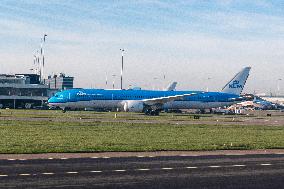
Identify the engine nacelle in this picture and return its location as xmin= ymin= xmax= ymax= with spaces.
xmin=123 ymin=100 xmax=144 ymax=112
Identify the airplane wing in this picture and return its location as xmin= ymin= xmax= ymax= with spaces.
xmin=142 ymin=92 xmax=202 ymax=106
xmin=228 ymin=97 xmax=244 ymax=101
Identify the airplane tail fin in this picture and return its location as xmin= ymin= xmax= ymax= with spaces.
xmin=221 ymin=67 xmax=251 ymax=95
xmin=164 ymin=82 xmax=177 ymax=91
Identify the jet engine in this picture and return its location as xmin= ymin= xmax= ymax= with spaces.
xmin=123 ymin=100 xmax=144 ymax=112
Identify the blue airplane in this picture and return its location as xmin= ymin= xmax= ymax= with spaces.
xmin=48 ymin=67 xmax=251 ymax=115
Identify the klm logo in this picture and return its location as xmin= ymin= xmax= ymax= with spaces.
xmin=229 ymin=80 xmax=243 ymax=89
xmin=76 ymin=91 xmax=87 ymax=96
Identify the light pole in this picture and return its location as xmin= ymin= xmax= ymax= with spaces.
xmin=112 ymin=74 xmax=116 ymax=89
xmin=206 ymin=77 xmax=211 ymax=92
xmin=105 ymin=72 xmax=108 ymax=89
xmin=120 ymin=49 xmax=125 ymax=90
xmin=277 ymin=78 xmax=282 ymax=96
xmin=163 ymin=74 xmax=166 ymax=90
xmin=40 ymin=34 xmax=47 ymax=83
xmin=153 ymin=77 xmax=158 ymax=90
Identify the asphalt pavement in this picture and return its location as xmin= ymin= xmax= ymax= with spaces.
xmin=0 ymin=154 xmax=283 ymax=189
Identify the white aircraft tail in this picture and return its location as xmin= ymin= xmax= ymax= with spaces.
xmin=221 ymin=67 xmax=251 ymax=95
xmin=164 ymin=82 xmax=177 ymax=91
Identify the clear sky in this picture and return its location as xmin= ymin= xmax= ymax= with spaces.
xmin=0 ymin=0 xmax=283 ymax=94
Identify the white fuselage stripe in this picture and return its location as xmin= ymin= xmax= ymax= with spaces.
xmin=50 ymin=100 xmax=234 ymax=110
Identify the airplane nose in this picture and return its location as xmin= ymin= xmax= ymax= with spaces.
xmin=48 ymin=97 xmax=55 ymax=104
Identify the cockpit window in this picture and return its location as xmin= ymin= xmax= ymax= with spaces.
xmin=55 ymin=94 xmax=60 ymax=97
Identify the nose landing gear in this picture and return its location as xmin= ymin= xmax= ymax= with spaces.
xmin=62 ymin=107 xmax=71 ymax=113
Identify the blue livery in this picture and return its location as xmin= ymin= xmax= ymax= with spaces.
xmin=48 ymin=67 xmax=251 ymax=115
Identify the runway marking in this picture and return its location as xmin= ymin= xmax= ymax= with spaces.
xmin=42 ymin=173 xmax=54 ymax=175
xmin=90 ymin=171 xmax=102 ymax=173
xmin=66 ymin=172 xmax=78 ymax=174
xmin=7 ymin=159 xmax=15 ymax=161
xmin=260 ymin=163 xmax=272 ymax=166
xmin=162 ymin=168 xmax=173 ymax=170
xmin=232 ymin=165 xmax=246 ymax=167
xmin=114 ymin=170 xmax=126 ymax=172
xmin=183 ymin=155 xmax=199 ymax=157
xmin=60 ymin=158 xmax=68 ymax=160
xmin=148 ymin=156 xmax=155 ymax=158
xmin=0 ymin=175 xmax=8 ymax=177
xmin=137 ymin=169 xmax=150 ymax=171
xmin=179 ymin=154 xmax=189 ymax=157
xmin=19 ymin=159 xmax=26 ymax=161
xmin=225 ymin=154 xmax=245 ymax=156
xmin=102 ymin=157 xmax=110 ymax=159
xmin=91 ymin=157 xmax=99 ymax=159
xmin=19 ymin=174 xmax=31 ymax=176
xmin=186 ymin=166 xmax=198 ymax=169
xmin=137 ymin=156 xmax=145 ymax=158
xmin=209 ymin=166 xmax=221 ymax=168
xmin=48 ymin=158 xmax=54 ymax=160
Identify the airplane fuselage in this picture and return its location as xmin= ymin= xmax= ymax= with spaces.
xmin=48 ymin=89 xmax=240 ymax=111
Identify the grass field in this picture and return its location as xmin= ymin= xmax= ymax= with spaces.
xmin=0 ymin=110 xmax=283 ymax=153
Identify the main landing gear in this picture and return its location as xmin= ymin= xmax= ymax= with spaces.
xmin=145 ymin=109 xmax=160 ymax=116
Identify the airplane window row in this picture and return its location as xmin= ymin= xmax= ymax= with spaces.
xmin=122 ymin=96 xmax=156 ymax=99
xmin=77 ymin=95 xmax=159 ymax=99
xmin=118 ymin=96 xmax=144 ymax=98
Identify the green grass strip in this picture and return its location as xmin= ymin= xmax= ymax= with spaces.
xmin=0 ymin=120 xmax=283 ymax=154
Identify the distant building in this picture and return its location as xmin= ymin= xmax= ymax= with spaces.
xmin=45 ymin=73 xmax=74 ymax=90
xmin=15 ymin=74 xmax=40 ymax=84
xmin=0 ymin=73 xmax=74 ymax=109
xmin=0 ymin=74 xmax=48 ymax=109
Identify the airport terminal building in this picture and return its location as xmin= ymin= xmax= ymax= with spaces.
xmin=45 ymin=73 xmax=74 ymax=90
xmin=0 ymin=73 xmax=74 ymax=109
